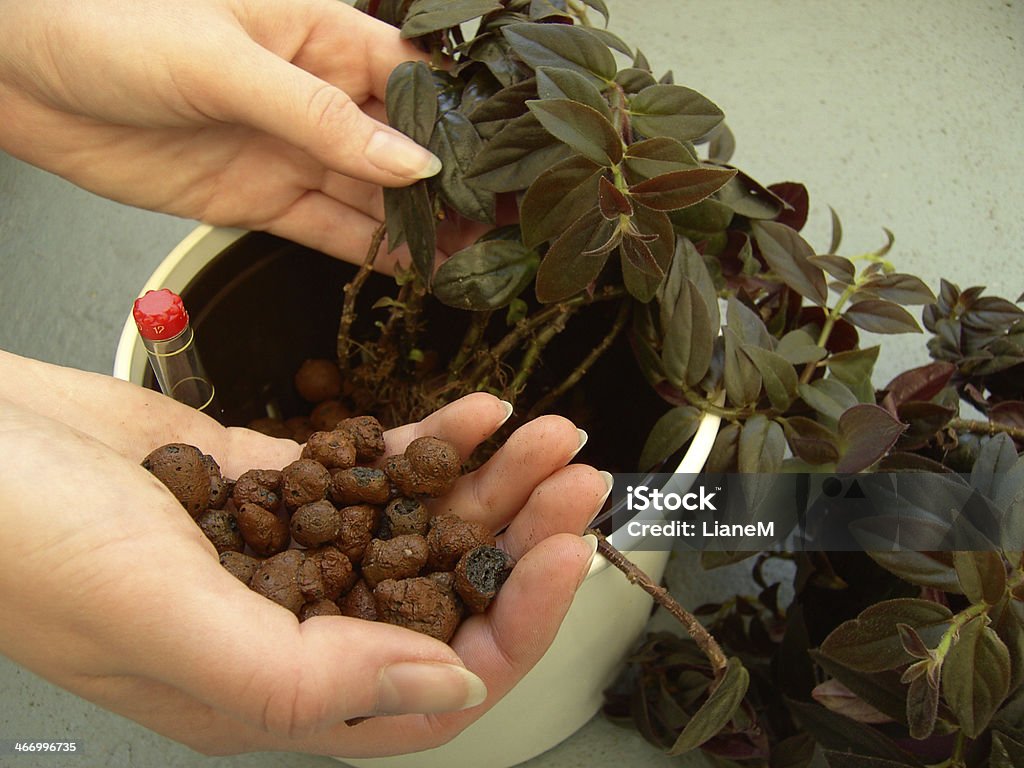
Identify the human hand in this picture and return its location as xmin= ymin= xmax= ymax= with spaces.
xmin=0 ymin=351 xmax=608 ymax=756
xmin=0 ymin=0 xmax=489 ymax=268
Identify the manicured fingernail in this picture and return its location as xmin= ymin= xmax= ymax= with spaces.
xmin=376 ymin=662 xmax=487 ymax=714
xmin=569 ymin=428 xmax=589 ymax=460
xmin=365 ymin=130 xmax=442 ymax=179
xmin=586 ymin=470 xmax=614 ymax=525
xmin=579 ymin=533 xmax=599 ymax=585
xmin=497 ymin=400 xmax=514 ymax=428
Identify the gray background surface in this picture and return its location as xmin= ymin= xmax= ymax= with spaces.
xmin=1 ymin=1 xmax=1021 ymax=766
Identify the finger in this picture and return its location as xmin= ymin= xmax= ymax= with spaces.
xmin=382 ymin=393 xmax=513 ymax=459
xmin=495 ymin=465 xmax=611 ymax=559
xmin=430 ymin=415 xmax=585 ymax=525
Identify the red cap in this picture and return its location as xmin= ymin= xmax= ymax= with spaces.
xmin=133 ymin=288 xmax=189 ymax=341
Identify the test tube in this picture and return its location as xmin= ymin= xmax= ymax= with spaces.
xmin=132 ymin=288 xmax=222 ymax=418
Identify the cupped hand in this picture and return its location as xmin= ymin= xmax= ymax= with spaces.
xmin=0 ymin=0 xmax=488 ymax=267
xmin=0 ymin=352 xmax=609 ymax=756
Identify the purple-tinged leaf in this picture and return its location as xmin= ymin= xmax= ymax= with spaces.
xmin=953 ymin=551 xmax=1007 ymax=606
xmin=942 ymin=615 xmax=1011 ymax=737
xmin=433 ymin=240 xmax=538 ymax=310
xmin=535 ymin=66 xmax=611 ymax=117
xmin=622 ymin=206 xmax=673 ymax=302
xmin=724 ymin=329 xmax=761 ymax=407
xmin=638 ymin=405 xmax=702 ymax=471
xmin=614 ymin=67 xmax=657 ymax=94
xmin=598 ymin=175 xmax=633 ymax=219
xmin=520 ymin=155 xmax=603 ymax=248
xmin=400 ymin=0 xmax=503 ymax=38
xmin=717 ymin=169 xmax=787 ymax=219
xmin=811 ymin=679 xmax=893 ymax=725
xmin=883 ymin=361 xmax=956 ymax=407
xmin=467 ymin=112 xmax=572 ymax=192
xmin=799 ymin=378 xmax=859 ymax=424
xmin=503 ymin=22 xmax=617 ymax=86
xmin=905 ymin=674 xmax=939 ymax=740
xmin=535 ymin=207 xmax=616 ymax=302
xmin=810 ymin=254 xmax=856 ymax=285
xmin=776 ymin=328 xmax=827 ymax=365
xmin=781 ymin=416 xmax=839 ymax=465
xmin=768 ymin=182 xmax=810 ymax=231
xmin=867 ymin=551 xmax=959 ymax=592
xmin=843 ymin=300 xmax=922 ymax=334
xmin=860 ymin=273 xmax=936 ymax=305
xmin=662 ymin=279 xmax=714 ymax=389
xmin=628 ymin=84 xmax=724 ymax=143
xmin=835 ymin=404 xmax=906 ymax=473
xmin=430 ymin=110 xmax=495 ymax=223
xmin=667 ymin=657 xmax=749 ymax=755
xmin=826 ymin=347 xmax=880 ymax=404
xmin=752 ymin=221 xmax=827 ymax=307
xmin=629 ymin=167 xmax=736 ymax=212
xmin=527 ymin=98 xmax=623 ymax=165
xmin=963 ymin=295 xmax=1024 ymax=331
xmin=827 ymin=206 xmax=843 ymax=254
xmin=385 ymin=60 xmax=438 ymax=146
xmin=622 ymin=136 xmax=698 ymax=184
xmin=741 ymin=345 xmax=798 ymax=411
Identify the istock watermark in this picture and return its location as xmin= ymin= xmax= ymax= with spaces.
xmin=602 ymin=472 xmax=1024 ymax=553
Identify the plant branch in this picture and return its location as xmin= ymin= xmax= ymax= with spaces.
xmin=588 ymin=529 xmax=729 ymax=676
xmin=337 ymin=223 xmax=386 ymax=373
xmin=505 ymin=304 xmax=574 ymax=397
xmin=948 ymin=417 xmax=1024 ymax=442
xmin=449 ymin=311 xmax=493 ymax=381
xmin=526 ymin=299 xmax=630 ymax=420
xmin=799 ymin=282 xmax=858 ymax=385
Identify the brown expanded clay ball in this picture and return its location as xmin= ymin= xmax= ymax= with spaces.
xmin=361 ymin=535 xmax=429 ymax=588
xmin=426 ymin=514 xmax=496 ymax=572
xmin=310 ymin=400 xmax=352 ymax=432
xmin=294 ymin=358 xmax=343 ymax=404
xmin=341 ymin=579 xmax=378 ymax=621
xmin=290 ymin=499 xmax=342 ymax=548
xmin=384 ymin=436 xmax=461 ymax=498
xmin=232 ymin=469 xmax=282 ymax=512
xmin=302 ymin=429 xmax=356 ymax=470
xmin=374 ymin=577 xmax=462 ymax=643
xmin=337 ymin=416 xmax=387 ymax=461
xmin=300 ymin=599 xmax=343 ymax=621
xmin=302 ymin=545 xmax=358 ymax=601
xmin=196 ymin=508 xmax=244 ymax=554
xmin=202 ymin=454 xmax=229 ymax=510
xmin=455 ymin=546 xmax=516 ymax=614
xmin=330 ymin=466 xmax=390 ymax=506
xmin=235 ymin=502 xmax=290 ymax=556
xmin=251 ymin=550 xmax=306 ymax=615
xmin=378 ymin=497 xmax=430 ymax=538
xmin=219 ymin=551 xmax=260 ymax=585
xmin=280 ymin=458 xmax=331 ymax=510
xmin=333 ymin=504 xmax=381 ymax=562
xmin=285 ymin=416 xmax=315 ymax=444
xmin=142 ymin=443 xmax=210 ymax=518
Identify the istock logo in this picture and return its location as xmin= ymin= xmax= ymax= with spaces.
xmin=625 ymin=484 xmax=718 ymax=512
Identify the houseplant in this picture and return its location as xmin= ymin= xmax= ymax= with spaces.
xmin=116 ymin=1 xmax=1024 ymax=766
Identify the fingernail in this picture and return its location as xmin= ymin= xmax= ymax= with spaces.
xmin=578 ymin=533 xmax=599 ymax=585
xmin=376 ymin=662 xmax=487 ymax=714
xmin=569 ymin=428 xmax=589 ymax=460
xmin=366 ymin=130 xmax=442 ymax=179
xmin=497 ymin=400 xmax=514 ymax=428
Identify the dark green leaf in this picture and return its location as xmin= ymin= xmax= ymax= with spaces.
xmin=843 ymin=300 xmax=922 ymax=334
xmin=585 ymin=27 xmax=631 ymax=56
xmin=971 ymin=432 xmax=1019 ymax=500
xmin=781 ymin=416 xmax=840 ymax=465
xmin=527 ymin=98 xmax=623 ymax=165
xmin=953 ymin=551 xmax=1007 ymax=605
xmin=706 ymin=122 xmax=736 ymax=164
xmin=629 ymin=84 xmax=724 ymax=142
xmin=828 ymin=206 xmax=844 ymax=254
xmin=771 ymin=733 xmax=816 ymax=768
xmin=826 ymin=347 xmax=880 ymax=403
xmin=799 ymin=378 xmax=859 ymax=424
xmin=667 ymin=657 xmax=749 ymax=755
xmin=812 ymin=678 xmax=893 ymax=724
xmin=401 ymin=0 xmax=502 ymax=38
xmin=963 ymin=295 xmax=1024 ymax=331
xmin=724 ymin=328 xmax=762 ymax=407
xmin=628 ymin=167 xmax=736 ymax=212
xmin=615 ymin=67 xmax=657 ymax=94
xmin=466 ymin=77 xmax=537 ymax=134
xmin=776 ymin=329 xmax=827 ymax=365
xmin=466 ymin=112 xmax=572 ymax=192
xmin=535 ymin=208 xmax=616 ymax=302
xmin=811 ymin=650 xmax=911 ymax=725
xmin=809 ymin=254 xmax=856 ymax=284
xmin=433 ymin=240 xmax=538 ymax=310
xmin=738 ymin=415 xmax=785 ymax=512
xmin=718 ymin=170 xmax=786 ymax=220
xmin=597 ymin=175 xmax=632 ymax=219
xmin=727 ymin=295 xmax=772 ymax=349
xmin=520 ymin=155 xmax=603 ymax=248
xmin=752 ymin=221 xmax=827 ymax=307
xmin=502 ymin=22 xmax=616 ymax=85
xmin=668 ymin=198 xmax=734 ymax=238
xmin=622 ymin=136 xmax=698 ymax=185
xmin=862 ymin=273 xmax=936 ymax=305
xmin=742 ymin=345 xmax=798 ymax=411
xmin=662 ymin=279 xmax=714 ymax=388
xmin=382 ymin=186 xmax=407 ymax=252
xmin=836 ymin=404 xmax=907 ymax=473
xmin=905 ymin=674 xmax=939 ymax=740
xmin=528 ymin=0 xmax=571 ymax=21
xmin=706 ymin=422 xmax=740 ymax=473
xmin=942 ymin=614 xmax=1011 ymax=737
xmin=787 ymin=699 xmax=921 ymax=764
xmin=387 ymin=182 xmax=436 ymax=285
xmin=819 ymin=598 xmax=952 ymax=673
xmin=535 ymin=66 xmax=610 ymax=117
xmin=385 ymin=60 xmax=438 ymax=146
xmin=429 ymin=110 xmax=495 ymax=223
xmin=992 ymin=732 xmax=1024 ymax=768
xmin=658 ymin=236 xmax=720 ymax=336
xmin=638 ymin=405 xmax=702 ymax=471
xmin=867 ymin=552 xmax=960 ymax=593
xmin=579 ymin=0 xmax=610 ymax=24
xmin=466 ymin=33 xmax=531 ymax=87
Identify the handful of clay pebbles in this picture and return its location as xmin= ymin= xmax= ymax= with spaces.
xmin=141 ymin=416 xmax=514 ymax=643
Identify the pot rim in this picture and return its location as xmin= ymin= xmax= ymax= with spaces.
xmin=113 ymin=225 xmax=721 ymax=580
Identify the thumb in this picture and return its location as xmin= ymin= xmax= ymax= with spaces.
xmin=201 ymin=37 xmax=440 ymax=185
